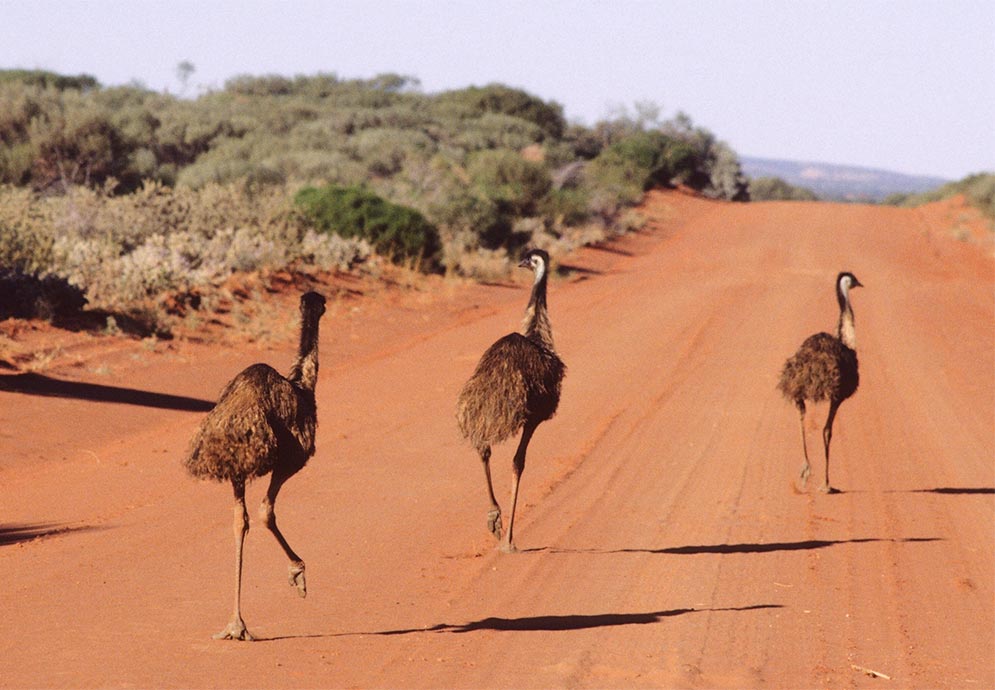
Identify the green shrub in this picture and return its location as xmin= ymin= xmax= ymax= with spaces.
xmin=428 ymin=189 xmax=502 ymax=244
xmin=295 ymin=184 xmax=441 ymax=270
xmin=468 ymin=150 xmax=552 ymax=216
xmin=885 ymin=172 xmax=995 ymax=222
xmin=0 ymin=186 xmax=57 ymax=273
xmin=603 ymin=132 xmax=671 ymax=189
xmin=707 ymin=142 xmax=750 ymax=201
xmin=749 ymin=176 xmax=818 ymax=201
xmin=225 ymin=74 xmax=296 ymax=97
xmin=452 ymin=113 xmax=545 ymax=151
xmin=0 ymin=218 xmax=54 ymax=274
xmin=963 ymin=173 xmax=995 ymax=218
xmin=543 ymin=186 xmax=591 ymax=227
xmin=28 ymin=105 xmax=135 ymax=191
xmin=586 ymin=141 xmax=651 ymax=207
xmin=350 ymin=127 xmax=435 ymax=177
xmin=0 ymin=69 xmax=99 ymax=92
xmin=437 ymin=84 xmax=565 ymax=140
xmin=588 ymin=131 xmax=696 ymax=198
xmin=458 ymin=150 xmax=554 ymax=250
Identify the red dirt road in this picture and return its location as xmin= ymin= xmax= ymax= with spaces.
xmin=1 ymin=191 xmax=992 ymax=688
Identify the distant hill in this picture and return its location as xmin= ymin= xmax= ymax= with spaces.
xmin=741 ymin=157 xmax=949 ymax=202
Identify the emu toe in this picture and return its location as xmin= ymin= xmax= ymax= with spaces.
xmin=498 ymin=540 xmax=519 ymax=554
xmin=289 ymin=562 xmax=307 ymax=598
xmin=487 ymin=508 xmax=503 ymax=540
xmin=798 ymin=463 xmax=811 ymax=484
xmin=214 ymin=617 xmax=254 ymax=641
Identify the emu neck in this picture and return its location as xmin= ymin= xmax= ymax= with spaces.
xmin=288 ymin=312 xmax=321 ymax=390
xmin=523 ymin=272 xmax=555 ymax=350
xmin=836 ymin=287 xmax=857 ymax=350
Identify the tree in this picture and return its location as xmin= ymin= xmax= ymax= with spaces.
xmin=176 ymin=61 xmax=196 ymax=96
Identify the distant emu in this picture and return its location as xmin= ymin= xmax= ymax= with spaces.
xmin=456 ymin=248 xmax=566 ymax=552
xmin=185 ymin=291 xmax=326 ymax=640
xmin=778 ymin=272 xmax=862 ymax=493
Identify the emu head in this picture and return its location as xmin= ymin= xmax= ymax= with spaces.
xmin=837 ymin=272 xmax=863 ymax=292
xmin=300 ymin=291 xmax=327 ymax=317
xmin=518 ymin=248 xmax=550 ymax=282
xmin=835 ymin=272 xmax=863 ymax=310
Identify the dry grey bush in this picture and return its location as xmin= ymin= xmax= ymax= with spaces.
xmin=0 ymin=181 xmax=371 ymax=315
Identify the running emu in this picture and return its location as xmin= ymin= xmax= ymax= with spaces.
xmin=456 ymin=248 xmax=566 ymax=552
xmin=778 ymin=272 xmax=862 ymax=493
xmin=185 ymin=291 xmax=326 ymax=640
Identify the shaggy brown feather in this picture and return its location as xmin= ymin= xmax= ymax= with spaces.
xmin=778 ymin=332 xmax=859 ymax=406
xmin=456 ymin=333 xmax=565 ymax=450
xmin=184 ymin=364 xmax=316 ymax=482
xmin=185 ymin=291 xmax=324 ymax=484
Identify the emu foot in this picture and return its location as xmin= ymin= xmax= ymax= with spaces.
xmin=498 ymin=541 xmax=519 ymax=554
xmin=794 ymin=464 xmax=812 ymax=493
xmin=213 ymin=617 xmax=254 ymax=641
xmin=289 ymin=562 xmax=307 ymax=598
xmin=487 ymin=508 xmax=503 ymax=540
xmin=798 ymin=463 xmax=811 ymax=484
xmin=817 ymin=484 xmax=841 ymax=495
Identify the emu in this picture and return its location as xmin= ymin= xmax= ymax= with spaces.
xmin=185 ymin=291 xmax=326 ymax=640
xmin=456 ymin=248 xmax=566 ymax=552
xmin=778 ymin=272 xmax=862 ymax=493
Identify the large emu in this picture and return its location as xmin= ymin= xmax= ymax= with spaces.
xmin=456 ymin=248 xmax=566 ymax=552
xmin=185 ymin=290 xmax=326 ymax=640
xmin=778 ymin=272 xmax=862 ymax=493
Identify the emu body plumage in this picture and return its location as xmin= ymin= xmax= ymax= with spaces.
xmin=778 ymin=332 xmax=858 ymax=406
xmin=185 ymin=364 xmax=316 ymax=482
xmin=456 ymin=333 xmax=563 ymax=449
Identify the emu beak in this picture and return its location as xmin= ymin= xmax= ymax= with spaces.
xmin=853 ymin=278 xmax=864 ymax=288
xmin=518 ymin=258 xmax=531 ymax=269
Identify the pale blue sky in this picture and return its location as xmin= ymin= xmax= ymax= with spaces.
xmin=2 ymin=0 xmax=993 ymax=179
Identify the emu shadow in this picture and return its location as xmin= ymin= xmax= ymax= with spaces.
xmin=259 ymin=604 xmax=782 ymax=641
xmin=551 ymin=537 xmax=941 ymax=556
xmin=48 ymin=309 xmax=170 ymax=338
xmin=588 ymin=243 xmax=635 ymax=257
xmin=905 ymin=487 xmax=995 ymax=496
xmin=476 ymin=280 xmax=522 ymax=290
xmin=0 ymin=372 xmax=214 ymax=412
xmin=0 ymin=522 xmax=104 ymax=546
xmin=556 ymin=263 xmax=603 ymax=278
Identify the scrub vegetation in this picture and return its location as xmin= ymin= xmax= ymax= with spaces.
xmin=884 ymin=172 xmax=995 ymax=223
xmin=1 ymin=68 xmax=754 ymax=327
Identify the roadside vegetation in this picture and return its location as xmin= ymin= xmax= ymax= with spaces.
xmin=747 ymin=176 xmax=818 ymax=201
xmin=0 ymin=69 xmax=750 ymax=332
xmin=884 ymin=172 xmax=995 ymax=225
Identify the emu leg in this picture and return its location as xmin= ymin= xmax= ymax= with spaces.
xmin=820 ymin=399 xmax=841 ymax=493
xmin=796 ymin=401 xmax=812 ymax=487
xmin=500 ymin=422 xmax=538 ymax=554
xmin=260 ymin=468 xmax=307 ymax=598
xmin=215 ymin=480 xmax=254 ymax=641
xmin=479 ymin=445 xmax=502 ymax=540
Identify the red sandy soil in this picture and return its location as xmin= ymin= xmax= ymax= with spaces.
xmin=0 ymin=191 xmax=992 ymax=689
